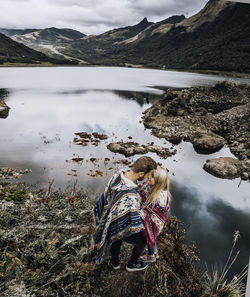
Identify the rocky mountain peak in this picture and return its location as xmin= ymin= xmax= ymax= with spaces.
xmin=139 ymin=17 xmax=149 ymax=24
xmin=177 ymin=0 xmax=233 ymax=32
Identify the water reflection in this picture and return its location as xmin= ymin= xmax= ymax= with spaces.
xmin=114 ymin=90 xmax=161 ymax=106
xmin=171 ymin=182 xmax=250 ymax=278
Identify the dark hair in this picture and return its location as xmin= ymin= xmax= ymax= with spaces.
xmin=132 ymin=156 xmax=157 ymax=173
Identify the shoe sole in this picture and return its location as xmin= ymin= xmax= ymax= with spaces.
xmin=112 ymin=265 xmax=120 ymax=270
xmin=126 ymin=264 xmax=148 ymax=272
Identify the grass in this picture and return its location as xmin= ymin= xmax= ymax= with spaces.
xmin=203 ymin=231 xmax=248 ymax=297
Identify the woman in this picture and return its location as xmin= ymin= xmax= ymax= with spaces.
xmin=138 ymin=166 xmax=171 ymax=262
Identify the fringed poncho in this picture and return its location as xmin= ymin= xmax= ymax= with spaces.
xmin=138 ymin=182 xmax=170 ymax=249
xmin=90 ymin=171 xmax=144 ymax=264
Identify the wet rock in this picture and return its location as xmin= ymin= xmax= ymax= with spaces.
xmin=114 ymin=159 xmax=132 ymax=166
xmin=192 ymin=131 xmax=226 ymax=154
xmin=75 ymin=132 xmax=91 ymax=138
xmin=241 ymin=172 xmax=249 ymax=180
xmin=107 ymin=142 xmax=176 ymax=158
xmin=89 ymin=157 xmax=97 ymax=162
xmin=107 ymin=142 xmax=147 ymax=157
xmin=0 ymin=98 xmax=10 ymax=119
xmin=92 ymin=132 xmax=108 ymax=140
xmin=72 ymin=157 xmax=84 ymax=162
xmin=73 ymin=132 xmax=108 ymax=147
xmin=87 ymin=170 xmax=103 ymax=177
xmin=203 ymin=157 xmax=244 ymax=179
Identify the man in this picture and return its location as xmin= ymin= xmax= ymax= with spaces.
xmin=90 ymin=156 xmax=157 ymax=272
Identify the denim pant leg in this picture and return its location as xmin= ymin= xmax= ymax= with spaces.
xmin=124 ymin=232 xmax=146 ymax=264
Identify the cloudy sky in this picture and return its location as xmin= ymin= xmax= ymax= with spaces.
xmin=0 ymin=0 xmax=249 ymax=35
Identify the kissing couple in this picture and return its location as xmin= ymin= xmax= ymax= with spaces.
xmin=90 ymin=156 xmax=171 ymax=272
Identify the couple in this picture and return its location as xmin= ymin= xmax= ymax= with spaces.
xmin=90 ymin=156 xmax=171 ymax=272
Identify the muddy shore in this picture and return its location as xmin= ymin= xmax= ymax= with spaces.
xmin=142 ymin=81 xmax=250 ymax=180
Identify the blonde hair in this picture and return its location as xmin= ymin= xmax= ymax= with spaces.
xmin=145 ymin=167 xmax=170 ymax=205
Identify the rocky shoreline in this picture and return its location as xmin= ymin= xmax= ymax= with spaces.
xmin=142 ymin=81 xmax=250 ymax=180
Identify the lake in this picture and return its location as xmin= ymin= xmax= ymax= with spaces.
xmin=0 ymin=66 xmax=249 ymax=278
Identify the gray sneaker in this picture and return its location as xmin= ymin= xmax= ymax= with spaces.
xmin=126 ymin=260 xmax=148 ymax=272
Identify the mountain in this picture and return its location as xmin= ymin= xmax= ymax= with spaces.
xmin=0 ymin=27 xmax=86 ymax=63
xmin=106 ymin=0 xmax=249 ymax=72
xmin=62 ymin=0 xmax=249 ymax=72
xmin=1 ymin=20 xmax=153 ymax=63
xmin=2 ymin=0 xmax=249 ymax=72
xmin=0 ymin=33 xmax=54 ymax=64
xmin=0 ymin=27 xmax=85 ymax=44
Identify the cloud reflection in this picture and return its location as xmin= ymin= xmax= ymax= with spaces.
xmin=171 ymin=181 xmax=250 ymax=279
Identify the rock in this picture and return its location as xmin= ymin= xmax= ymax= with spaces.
xmin=0 ymin=98 xmax=10 ymax=118
xmin=192 ymin=131 xmax=226 ymax=154
xmin=142 ymin=82 xmax=250 ymax=178
xmin=89 ymin=157 xmax=97 ymax=162
xmin=92 ymin=132 xmax=108 ymax=140
xmin=203 ymin=157 xmax=244 ymax=179
xmin=72 ymin=157 xmax=84 ymax=162
xmin=107 ymin=142 xmax=176 ymax=158
xmin=241 ymin=172 xmax=249 ymax=180
xmin=107 ymin=142 xmax=147 ymax=157
xmin=74 ymin=132 xmax=91 ymax=138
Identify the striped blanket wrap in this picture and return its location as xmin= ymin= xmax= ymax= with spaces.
xmin=138 ymin=182 xmax=170 ymax=249
xmin=90 ymin=171 xmax=144 ymax=264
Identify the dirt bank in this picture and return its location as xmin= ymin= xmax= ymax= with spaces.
xmin=142 ymin=81 xmax=250 ymax=180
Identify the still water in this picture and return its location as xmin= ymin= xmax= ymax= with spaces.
xmin=0 ymin=66 xmax=249 ymax=277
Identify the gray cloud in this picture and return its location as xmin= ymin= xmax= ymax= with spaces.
xmin=0 ymin=0 xmax=249 ymax=35
xmin=0 ymin=0 xmax=209 ymax=35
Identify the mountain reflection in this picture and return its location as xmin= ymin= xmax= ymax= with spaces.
xmin=114 ymin=90 xmax=161 ymax=106
xmin=171 ymin=182 xmax=250 ymax=279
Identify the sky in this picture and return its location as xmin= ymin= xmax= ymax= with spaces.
xmin=0 ymin=0 xmax=249 ymax=35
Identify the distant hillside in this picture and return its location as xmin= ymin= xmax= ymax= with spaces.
xmin=0 ymin=27 xmax=86 ymax=45
xmin=0 ymin=33 xmax=75 ymax=65
xmin=2 ymin=0 xmax=249 ymax=72
xmin=61 ymin=0 xmax=250 ymax=73
xmin=105 ymin=0 xmax=250 ymax=73
xmin=0 ymin=27 xmax=86 ymax=63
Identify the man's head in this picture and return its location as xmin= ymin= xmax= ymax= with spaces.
xmin=131 ymin=156 xmax=157 ymax=181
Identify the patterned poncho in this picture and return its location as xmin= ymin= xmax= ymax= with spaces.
xmin=90 ymin=171 xmax=144 ymax=264
xmin=138 ymin=182 xmax=170 ymax=249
